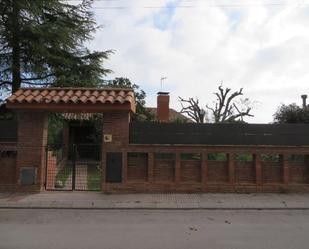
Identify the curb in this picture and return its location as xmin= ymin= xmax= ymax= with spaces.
xmin=1 ymin=206 xmax=309 ymax=210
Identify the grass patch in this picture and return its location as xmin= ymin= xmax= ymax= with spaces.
xmin=87 ymin=164 xmax=101 ymax=191
xmin=55 ymin=166 xmax=72 ymax=187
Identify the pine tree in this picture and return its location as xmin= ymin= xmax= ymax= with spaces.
xmin=0 ymin=0 xmax=112 ymax=93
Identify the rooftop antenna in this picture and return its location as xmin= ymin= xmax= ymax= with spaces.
xmin=160 ymin=76 xmax=167 ymax=92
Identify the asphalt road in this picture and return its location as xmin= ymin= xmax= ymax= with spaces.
xmin=0 ymin=209 xmax=308 ymax=249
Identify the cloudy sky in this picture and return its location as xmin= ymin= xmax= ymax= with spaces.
xmin=89 ymin=0 xmax=309 ymax=123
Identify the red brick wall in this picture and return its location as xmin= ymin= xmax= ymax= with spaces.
xmin=102 ymin=112 xmax=129 ymax=150
xmin=16 ymin=111 xmax=48 ymax=190
xmin=262 ymin=161 xmax=283 ymax=184
xmin=207 ymin=161 xmax=228 ymax=183
xmin=289 ymin=161 xmax=309 ymax=184
xmin=7 ymin=109 xmax=309 ymax=193
xmin=235 ymin=161 xmax=256 ymax=183
xmin=0 ymin=153 xmax=16 ymax=186
xmin=127 ymin=153 xmax=148 ymax=182
xmin=154 ymin=159 xmax=175 ymax=182
xmin=180 ymin=160 xmax=201 ymax=182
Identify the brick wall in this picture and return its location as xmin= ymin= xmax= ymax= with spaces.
xmin=91 ymin=113 xmax=309 ymax=193
xmin=103 ymin=148 xmax=309 ymax=193
xmin=235 ymin=161 xmax=256 ymax=183
xmin=154 ymin=159 xmax=175 ymax=182
xmin=289 ymin=161 xmax=309 ymax=184
xmin=127 ymin=153 xmax=148 ymax=182
xmin=207 ymin=161 xmax=229 ymax=183
xmin=102 ymin=112 xmax=129 ymax=151
xmin=4 ymin=109 xmax=309 ymax=193
xmin=262 ymin=161 xmax=283 ymax=184
xmin=180 ymin=160 xmax=201 ymax=182
xmin=101 ymin=112 xmax=130 ymax=186
xmin=0 ymin=152 xmax=16 ymax=188
xmin=16 ymin=111 xmax=48 ymax=190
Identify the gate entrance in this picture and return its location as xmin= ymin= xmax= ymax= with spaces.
xmin=45 ymin=144 xmax=101 ymax=191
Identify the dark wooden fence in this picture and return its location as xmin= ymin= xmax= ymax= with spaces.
xmin=129 ymin=122 xmax=309 ymax=146
xmin=0 ymin=119 xmax=17 ymax=142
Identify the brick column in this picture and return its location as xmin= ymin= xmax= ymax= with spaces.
xmin=102 ymin=112 xmax=130 ymax=151
xmin=228 ymin=153 xmax=235 ymax=185
xmin=101 ymin=112 xmax=130 ymax=187
xmin=201 ymin=152 xmax=208 ymax=191
xmin=254 ymin=154 xmax=262 ymax=186
xmin=148 ymin=152 xmax=154 ymax=183
xmin=16 ymin=111 xmax=48 ymax=190
xmin=282 ymin=154 xmax=289 ymax=185
xmin=175 ymin=152 xmax=181 ymax=183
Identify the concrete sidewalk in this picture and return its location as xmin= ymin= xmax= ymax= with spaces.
xmin=1 ymin=192 xmax=309 ymax=209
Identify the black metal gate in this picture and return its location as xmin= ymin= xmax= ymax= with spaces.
xmin=45 ymin=144 xmax=102 ymax=191
xmin=106 ymin=153 xmax=122 ymax=183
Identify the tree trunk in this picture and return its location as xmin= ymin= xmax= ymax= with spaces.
xmin=11 ymin=0 xmax=21 ymax=92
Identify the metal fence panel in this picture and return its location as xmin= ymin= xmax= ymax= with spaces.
xmin=129 ymin=122 xmax=309 ymax=146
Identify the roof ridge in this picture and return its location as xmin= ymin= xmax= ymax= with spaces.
xmin=18 ymin=87 xmax=134 ymax=91
xmin=6 ymin=88 xmax=136 ymax=114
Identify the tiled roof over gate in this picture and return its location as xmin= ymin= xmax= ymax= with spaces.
xmin=6 ymin=88 xmax=136 ymax=113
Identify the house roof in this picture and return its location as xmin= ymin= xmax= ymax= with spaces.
xmin=6 ymin=88 xmax=135 ymax=113
xmin=147 ymin=107 xmax=191 ymax=122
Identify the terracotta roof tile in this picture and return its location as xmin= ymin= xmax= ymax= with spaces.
xmin=7 ymin=88 xmax=135 ymax=110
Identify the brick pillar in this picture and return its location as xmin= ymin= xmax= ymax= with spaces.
xmin=102 ymin=112 xmax=130 ymax=150
xmin=228 ymin=153 xmax=235 ymax=185
xmin=16 ymin=111 xmax=48 ymax=190
xmin=175 ymin=152 xmax=181 ymax=183
xmin=148 ymin=152 xmax=154 ymax=183
xmin=282 ymin=154 xmax=289 ymax=185
xmin=254 ymin=154 xmax=262 ymax=186
xmin=201 ymin=152 xmax=208 ymax=191
xmin=101 ymin=112 xmax=130 ymax=187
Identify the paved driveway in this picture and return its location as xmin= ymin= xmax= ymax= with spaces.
xmin=1 ymin=209 xmax=309 ymax=249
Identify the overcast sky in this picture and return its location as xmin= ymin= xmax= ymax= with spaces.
xmin=89 ymin=0 xmax=309 ymax=123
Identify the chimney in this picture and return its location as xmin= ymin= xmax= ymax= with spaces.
xmin=157 ymin=92 xmax=170 ymax=122
xmin=301 ymin=94 xmax=307 ymax=109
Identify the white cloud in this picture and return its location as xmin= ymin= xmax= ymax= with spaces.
xmin=91 ymin=0 xmax=309 ymax=123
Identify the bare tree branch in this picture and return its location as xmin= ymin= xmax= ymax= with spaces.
xmin=180 ymin=84 xmax=254 ymax=123
xmin=179 ymin=97 xmax=206 ymax=123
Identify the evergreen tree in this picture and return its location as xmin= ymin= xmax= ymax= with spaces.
xmin=105 ymin=77 xmax=155 ymax=121
xmin=273 ymin=103 xmax=309 ymax=123
xmin=0 ymin=0 xmax=111 ymax=93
